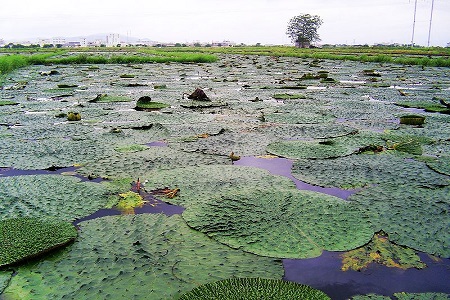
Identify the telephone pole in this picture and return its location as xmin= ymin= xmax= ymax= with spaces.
xmin=427 ymin=0 xmax=435 ymax=47
xmin=411 ymin=0 xmax=418 ymax=47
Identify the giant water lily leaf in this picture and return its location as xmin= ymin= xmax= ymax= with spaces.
xmin=77 ymin=146 xmax=230 ymax=180
xmin=182 ymin=188 xmax=373 ymax=258
xmin=0 ymin=217 xmax=77 ymax=267
xmin=0 ymin=175 xmax=117 ymax=221
xmin=142 ymin=165 xmax=296 ymax=207
xmin=260 ymin=123 xmax=358 ymax=140
xmin=266 ymin=131 xmax=386 ymax=160
xmin=179 ymin=278 xmax=330 ymax=300
xmin=0 ymin=271 xmax=13 ymax=294
xmin=292 ymin=152 xmax=449 ymax=189
xmin=2 ymin=214 xmax=283 ymax=299
xmin=349 ymin=185 xmax=450 ymax=257
xmin=418 ymin=156 xmax=450 ymax=176
xmin=264 ymin=111 xmax=334 ymax=124
xmin=393 ymin=292 xmax=450 ymax=300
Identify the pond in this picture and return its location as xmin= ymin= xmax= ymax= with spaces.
xmin=1 ymin=52 xmax=449 ymax=299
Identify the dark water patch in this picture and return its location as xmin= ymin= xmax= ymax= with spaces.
xmin=73 ymin=192 xmax=184 ymax=226
xmin=147 ymin=141 xmax=167 ymax=147
xmin=283 ymin=252 xmax=450 ymax=300
xmin=234 ymin=156 xmax=355 ymax=200
xmin=0 ymin=166 xmax=103 ymax=183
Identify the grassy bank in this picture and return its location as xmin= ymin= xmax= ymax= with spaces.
xmin=165 ymin=46 xmax=450 ymax=67
xmin=0 ymin=49 xmax=217 ymax=84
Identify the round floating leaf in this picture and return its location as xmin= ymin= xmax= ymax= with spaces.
xmin=179 ymin=278 xmax=330 ymax=300
xmin=3 ymin=214 xmax=283 ymax=299
xmin=266 ymin=139 xmax=354 ymax=159
xmin=0 ymin=217 xmax=77 ymax=267
xmin=349 ymin=185 xmax=450 ymax=257
xmin=183 ymin=188 xmax=373 ymax=258
xmin=0 ymin=175 xmax=118 ymax=221
xmin=292 ymin=152 xmax=449 ymax=189
xmin=393 ymin=292 xmax=450 ymax=300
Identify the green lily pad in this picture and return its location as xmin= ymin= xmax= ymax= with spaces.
xmin=3 ymin=214 xmax=283 ymax=299
xmin=292 ymin=152 xmax=449 ymax=189
xmin=114 ymin=144 xmax=149 ymax=153
xmin=0 ymin=175 xmax=118 ymax=221
xmin=0 ymin=217 xmax=77 ymax=267
xmin=0 ymin=271 xmax=13 ymax=294
xmin=179 ymin=278 xmax=330 ymax=300
xmin=266 ymin=139 xmax=355 ymax=159
xmin=182 ymin=188 xmax=373 ymax=258
xmin=349 ymin=185 xmax=450 ymax=257
xmin=0 ymin=100 xmax=18 ymax=106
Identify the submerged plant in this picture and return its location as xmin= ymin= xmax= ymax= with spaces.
xmin=341 ymin=231 xmax=426 ymax=271
xmin=116 ymin=191 xmax=146 ymax=213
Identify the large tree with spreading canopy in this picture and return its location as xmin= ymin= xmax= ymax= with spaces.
xmin=286 ymin=14 xmax=323 ymax=48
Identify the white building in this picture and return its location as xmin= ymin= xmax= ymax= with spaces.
xmin=106 ymin=34 xmax=120 ymax=47
xmin=80 ymin=38 xmax=87 ymax=47
xmin=52 ymin=37 xmax=66 ymax=46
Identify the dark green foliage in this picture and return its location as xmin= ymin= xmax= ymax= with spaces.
xmin=3 ymin=214 xmax=283 ymax=299
xmin=0 ymin=217 xmax=77 ymax=267
xmin=273 ymin=93 xmax=306 ymax=100
xmin=0 ymin=100 xmax=18 ymax=106
xmin=400 ymin=115 xmax=425 ymax=125
xmin=0 ymin=175 xmax=119 ymax=221
xmin=179 ymin=278 xmax=330 ymax=300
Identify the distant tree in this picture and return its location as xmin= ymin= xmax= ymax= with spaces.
xmin=286 ymin=14 xmax=323 ymax=48
xmin=175 ymin=43 xmax=182 ymax=47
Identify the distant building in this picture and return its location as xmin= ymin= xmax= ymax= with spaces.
xmin=80 ymin=38 xmax=87 ymax=47
xmin=211 ymin=40 xmax=235 ymax=47
xmin=66 ymin=41 xmax=81 ymax=48
xmin=106 ymin=34 xmax=120 ymax=47
xmin=38 ymin=38 xmax=52 ymax=47
xmin=52 ymin=37 xmax=66 ymax=46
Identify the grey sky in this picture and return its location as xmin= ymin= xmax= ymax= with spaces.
xmin=1 ymin=0 xmax=449 ymax=46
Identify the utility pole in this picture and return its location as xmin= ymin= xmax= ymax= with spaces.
xmin=427 ymin=0 xmax=435 ymax=47
xmin=411 ymin=0 xmax=418 ymax=47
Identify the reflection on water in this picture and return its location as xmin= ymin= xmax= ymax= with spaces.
xmin=233 ymin=156 xmax=355 ymax=199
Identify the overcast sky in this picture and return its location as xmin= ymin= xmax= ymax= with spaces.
xmin=1 ymin=0 xmax=449 ymax=46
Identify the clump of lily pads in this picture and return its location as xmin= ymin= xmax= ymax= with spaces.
xmin=179 ymin=278 xmax=330 ymax=300
xmin=273 ymin=93 xmax=306 ymax=100
xmin=0 ymin=100 xmax=18 ymax=106
xmin=0 ymin=217 xmax=77 ymax=267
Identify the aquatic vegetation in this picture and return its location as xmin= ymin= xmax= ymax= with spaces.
xmin=179 ymin=278 xmax=330 ymax=300
xmin=292 ymin=152 xmax=449 ymax=189
xmin=273 ymin=93 xmax=306 ymax=100
xmin=395 ymin=100 xmax=450 ymax=114
xmin=263 ymin=111 xmax=334 ymax=124
xmin=2 ymin=214 xmax=283 ymax=299
xmin=341 ymin=231 xmax=426 ymax=271
xmin=0 ymin=217 xmax=77 ymax=267
xmin=0 ymin=175 xmax=119 ymax=221
xmin=266 ymin=131 xmax=385 ymax=160
xmin=182 ymin=187 xmax=373 ymax=258
xmin=135 ymin=96 xmax=169 ymax=110
xmin=67 ymin=111 xmax=81 ymax=121
xmin=400 ymin=115 xmax=426 ymax=126
xmin=114 ymin=144 xmax=149 ymax=153
xmin=349 ymin=185 xmax=450 ymax=257
xmin=0 ymin=271 xmax=13 ymax=294
xmin=89 ymin=94 xmax=132 ymax=103
xmin=0 ymin=100 xmax=18 ymax=106
xmin=418 ymin=156 xmax=450 ymax=176
xmin=352 ymin=292 xmax=450 ymax=300
xmin=119 ymin=74 xmax=135 ymax=78
xmin=115 ymin=191 xmax=146 ymax=213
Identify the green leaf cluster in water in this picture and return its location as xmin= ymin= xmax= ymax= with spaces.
xmin=0 ymin=217 xmax=77 ymax=267
xmin=2 ymin=214 xmax=283 ymax=300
